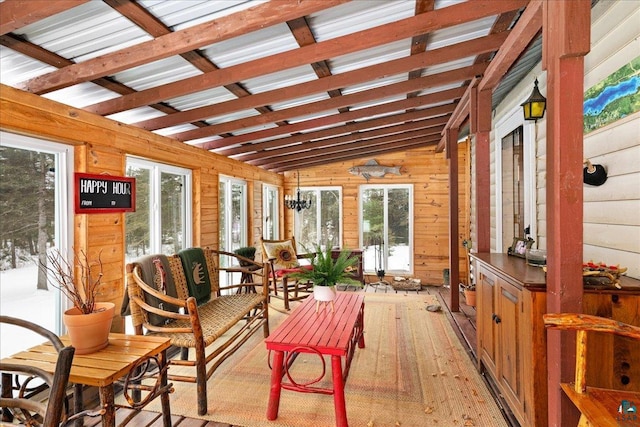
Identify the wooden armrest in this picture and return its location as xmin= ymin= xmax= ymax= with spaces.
xmin=543 ymin=313 xmax=640 ymax=340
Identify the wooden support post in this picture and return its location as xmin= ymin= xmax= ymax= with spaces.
xmin=471 ymin=86 xmax=492 ymax=253
xmin=542 ymin=1 xmax=591 ymax=426
xmin=447 ymin=127 xmax=460 ymax=311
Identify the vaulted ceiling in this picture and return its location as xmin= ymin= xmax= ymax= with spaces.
xmin=0 ymin=0 xmax=541 ymax=173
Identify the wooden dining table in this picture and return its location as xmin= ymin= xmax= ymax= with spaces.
xmin=1 ymin=333 xmax=172 ymax=427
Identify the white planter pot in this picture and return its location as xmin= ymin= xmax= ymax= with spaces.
xmin=313 ymin=285 xmax=337 ymax=302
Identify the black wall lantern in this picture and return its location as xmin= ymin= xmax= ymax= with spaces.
xmin=521 ymin=78 xmax=547 ymax=121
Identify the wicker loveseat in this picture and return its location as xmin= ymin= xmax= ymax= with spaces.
xmin=124 ymin=247 xmax=269 ymax=416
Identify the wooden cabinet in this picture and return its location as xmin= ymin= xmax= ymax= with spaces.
xmin=476 ymin=260 xmax=540 ymax=426
xmin=472 ymin=253 xmax=640 ymax=427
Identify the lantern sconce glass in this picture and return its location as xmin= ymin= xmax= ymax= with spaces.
xmin=521 ymin=78 xmax=547 ymax=121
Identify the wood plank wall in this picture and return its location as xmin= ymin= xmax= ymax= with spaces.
xmin=283 ymin=144 xmax=470 ymax=286
xmin=0 ymin=85 xmax=282 ymax=331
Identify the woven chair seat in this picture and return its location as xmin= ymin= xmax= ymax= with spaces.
xmin=146 ymin=293 xmax=266 ymax=348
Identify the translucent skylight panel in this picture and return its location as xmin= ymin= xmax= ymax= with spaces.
xmin=240 ymin=65 xmax=318 ymax=94
xmin=0 ymin=47 xmax=56 ymax=86
xmin=329 ymin=40 xmax=410 ymax=75
xmin=107 ymin=107 xmax=167 ymax=125
xmin=341 ymin=74 xmax=408 ymax=96
xmin=141 ymin=0 xmax=260 ymax=31
xmin=166 ymin=87 xmax=238 ymax=112
xmin=43 ymin=82 xmax=120 ymax=109
xmin=202 ymin=23 xmax=298 ymax=68
xmin=113 ymin=57 xmax=201 ymax=91
xmin=269 ymin=93 xmax=331 ymax=111
xmin=309 ymin=0 xmax=414 ymax=41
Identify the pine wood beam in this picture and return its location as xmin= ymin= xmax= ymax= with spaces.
xmin=447 ymin=127 xmax=460 ymax=311
xmin=177 ymin=63 xmax=487 ymax=142
xmin=478 ymin=0 xmax=543 ymax=92
xmin=78 ymin=0 xmax=524 ymax=115
xmin=208 ymin=89 xmax=463 ymax=152
xmin=268 ymin=136 xmax=441 ymax=172
xmin=133 ymin=32 xmax=506 ymax=131
xmin=16 ymin=0 xmax=348 ymax=93
xmin=246 ymin=121 xmax=446 ymax=166
xmin=0 ymin=0 xmax=89 ymax=35
xmin=232 ymin=112 xmax=449 ymax=161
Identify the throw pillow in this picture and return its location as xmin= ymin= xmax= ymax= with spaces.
xmin=263 ymin=240 xmax=300 ymax=271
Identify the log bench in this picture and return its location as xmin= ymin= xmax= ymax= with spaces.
xmin=124 ymin=248 xmax=269 ymax=416
xmin=543 ymin=313 xmax=640 ymax=427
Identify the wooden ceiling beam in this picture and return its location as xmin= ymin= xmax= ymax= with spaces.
xmin=244 ymin=120 xmax=447 ymax=166
xmin=79 ymin=0 xmax=524 ymax=115
xmin=0 ymin=0 xmax=89 ymax=36
xmin=178 ymin=63 xmax=487 ymax=142
xmin=209 ymin=88 xmax=463 ymax=152
xmin=267 ymin=136 xmax=441 ymax=172
xmin=17 ymin=0 xmax=348 ymax=94
xmin=478 ymin=0 xmax=543 ymax=92
xmin=133 ymin=32 xmax=507 ymax=131
xmin=0 ymin=33 xmax=209 ymax=127
xmin=248 ymin=126 xmax=444 ymax=167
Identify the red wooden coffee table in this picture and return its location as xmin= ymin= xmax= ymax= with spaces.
xmin=265 ymin=292 xmax=365 ymax=427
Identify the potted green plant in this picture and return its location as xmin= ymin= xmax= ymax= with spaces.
xmin=289 ymin=245 xmax=362 ymax=312
xmin=39 ymin=249 xmax=114 ymax=354
xmin=233 ymin=246 xmax=257 ymax=266
xmin=461 ymin=282 xmax=476 ymax=307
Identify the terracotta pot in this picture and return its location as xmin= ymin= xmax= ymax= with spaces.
xmin=464 ymin=290 xmax=476 ymax=307
xmin=63 ymin=302 xmax=115 ymax=354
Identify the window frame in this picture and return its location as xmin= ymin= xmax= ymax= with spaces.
xmin=358 ymin=183 xmax=414 ymax=275
xmin=293 ymin=186 xmax=343 ymax=252
xmin=125 ymin=156 xmax=192 ymax=257
xmin=495 ymin=109 xmax=537 ymax=252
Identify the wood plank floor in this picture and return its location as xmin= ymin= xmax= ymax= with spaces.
xmin=96 ymin=284 xmax=493 ymax=427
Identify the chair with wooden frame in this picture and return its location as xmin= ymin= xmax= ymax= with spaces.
xmin=543 ymin=313 xmax=640 ymax=427
xmin=261 ymin=237 xmax=314 ymax=310
xmin=0 ymin=315 xmax=75 ymax=427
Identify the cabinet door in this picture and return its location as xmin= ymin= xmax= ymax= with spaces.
xmin=497 ymin=279 xmax=524 ymax=419
xmin=477 ymin=266 xmax=497 ymax=375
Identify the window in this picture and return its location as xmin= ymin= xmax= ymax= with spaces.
xmin=0 ymin=132 xmax=72 ymax=355
xmin=125 ymin=157 xmax=191 ymax=260
xmin=219 ymin=176 xmax=247 ymax=289
xmin=360 ymin=185 xmax=413 ymax=275
xmin=495 ymin=110 xmax=536 ymax=252
xmin=294 ymin=187 xmax=342 ymax=252
xmin=263 ymin=184 xmax=279 ymax=240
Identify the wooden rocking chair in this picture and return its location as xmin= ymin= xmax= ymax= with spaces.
xmin=261 ymin=237 xmax=314 ymax=310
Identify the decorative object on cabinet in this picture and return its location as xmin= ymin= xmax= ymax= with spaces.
xmin=581 ymin=261 xmax=627 ymax=289
xmin=583 ymin=159 xmax=608 ymax=186
xmin=507 ymin=237 xmax=534 ymax=258
xmin=525 ymin=248 xmax=547 ymax=267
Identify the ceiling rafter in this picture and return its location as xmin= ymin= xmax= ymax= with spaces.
xmin=246 ymin=121 xmax=447 ymax=167
xmin=17 ymin=0 xmax=348 ymax=94
xmin=0 ymin=0 xmax=540 ymax=172
xmin=82 ymin=0 xmax=525 ymax=116
xmin=0 ymin=0 xmax=89 ymax=36
xmin=210 ymin=87 xmax=464 ymax=153
xmin=228 ymin=105 xmax=453 ymax=160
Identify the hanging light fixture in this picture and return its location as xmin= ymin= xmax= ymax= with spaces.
xmin=521 ymin=78 xmax=547 ymax=121
xmin=284 ymin=171 xmax=312 ymax=212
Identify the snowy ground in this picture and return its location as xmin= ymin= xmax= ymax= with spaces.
xmin=0 ymin=264 xmax=58 ymax=358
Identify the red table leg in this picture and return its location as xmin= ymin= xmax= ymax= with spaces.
xmin=331 ymin=355 xmax=348 ymax=427
xmin=266 ymin=350 xmax=285 ymax=420
xmin=358 ymin=303 xmax=365 ymax=348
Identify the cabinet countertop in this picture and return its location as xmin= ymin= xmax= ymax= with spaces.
xmin=469 ymin=252 xmax=640 ymax=293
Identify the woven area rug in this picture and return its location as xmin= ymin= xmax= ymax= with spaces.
xmin=138 ymin=293 xmax=508 ymax=426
